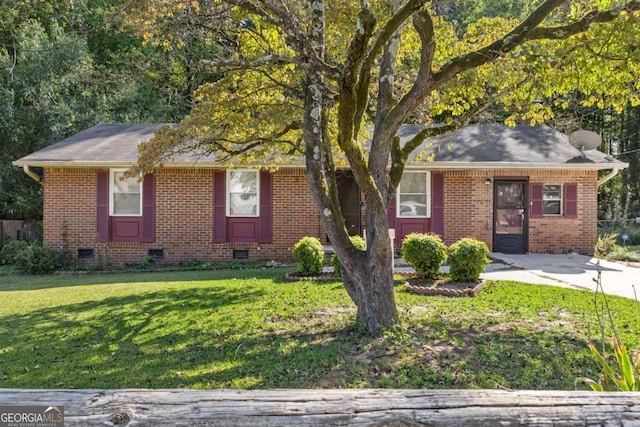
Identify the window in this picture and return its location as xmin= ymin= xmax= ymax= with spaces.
xmin=543 ymin=184 xmax=562 ymax=216
xmin=398 ymin=171 xmax=430 ymax=217
xmin=110 ymin=169 xmax=142 ymax=216
xmin=227 ymin=170 xmax=259 ymax=216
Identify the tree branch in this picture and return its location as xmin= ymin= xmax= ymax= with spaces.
xmin=353 ymin=0 xmax=428 ymax=135
xmin=372 ymin=8 xmax=437 ymax=179
xmin=201 ymin=54 xmax=300 ymax=69
xmin=434 ymin=0 xmax=640 ymax=86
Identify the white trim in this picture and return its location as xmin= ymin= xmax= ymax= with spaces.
xmin=226 ymin=169 xmax=260 ymax=217
xmin=13 ymin=160 xmax=630 ymax=172
xmin=397 ymin=171 xmax=431 ymax=218
xmin=109 ymin=169 xmax=143 ymax=217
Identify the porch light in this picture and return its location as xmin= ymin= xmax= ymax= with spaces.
xmin=484 ymin=178 xmax=492 ymax=185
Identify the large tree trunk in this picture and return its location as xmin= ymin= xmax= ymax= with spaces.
xmin=340 ymin=213 xmax=398 ymax=334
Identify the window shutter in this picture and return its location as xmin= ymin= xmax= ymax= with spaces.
xmin=213 ymin=171 xmax=226 ymax=243
xmin=564 ymin=183 xmax=578 ymax=218
xmin=142 ymin=173 xmax=155 ymax=242
xmin=96 ymin=170 xmax=109 ymax=242
xmin=431 ymin=172 xmax=444 ymax=237
xmin=530 ymin=183 xmax=543 ymax=218
xmin=259 ymin=171 xmax=272 ymax=243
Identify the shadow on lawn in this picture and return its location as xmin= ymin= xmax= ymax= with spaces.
xmin=0 ymin=279 xmax=607 ymax=390
xmin=0 ymin=267 xmax=296 ymax=292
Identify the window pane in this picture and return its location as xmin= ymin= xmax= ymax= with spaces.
xmin=399 ymin=195 xmax=427 ymax=217
xmin=543 ymin=200 xmax=561 ymax=215
xmin=543 ymin=185 xmax=561 ymax=200
xmin=113 ymin=172 xmax=140 ymax=194
xmin=111 ymin=171 xmax=141 ymax=216
xmin=229 ymin=171 xmax=257 ymax=193
xmin=113 ymin=193 xmax=141 ymax=215
xmin=228 ymin=170 xmax=258 ymax=216
xmin=229 ymin=193 xmax=257 ymax=216
xmin=542 ymin=184 xmax=562 ymax=215
xmin=399 ymin=172 xmax=427 ymax=193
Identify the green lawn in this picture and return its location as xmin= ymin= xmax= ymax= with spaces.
xmin=0 ymin=266 xmax=638 ymax=390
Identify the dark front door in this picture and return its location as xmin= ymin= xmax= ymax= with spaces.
xmin=336 ymin=172 xmax=361 ymax=236
xmin=493 ymin=180 xmax=527 ymax=253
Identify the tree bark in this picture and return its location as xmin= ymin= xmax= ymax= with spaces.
xmin=3 ymin=388 xmax=639 ymax=426
xmin=338 ymin=200 xmax=398 ymax=334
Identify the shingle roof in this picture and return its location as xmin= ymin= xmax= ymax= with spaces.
xmin=399 ymin=123 xmax=624 ymax=168
xmin=13 ymin=123 xmax=167 ymax=167
xmin=13 ymin=123 xmax=627 ymax=171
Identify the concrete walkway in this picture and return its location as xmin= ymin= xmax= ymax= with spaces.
xmin=394 ymin=252 xmax=639 ymax=300
xmin=482 ymin=252 xmax=640 ymax=300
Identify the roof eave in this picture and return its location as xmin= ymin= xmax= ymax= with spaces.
xmin=14 ymin=160 xmax=628 ymax=171
xmin=404 ymin=161 xmax=629 ymax=170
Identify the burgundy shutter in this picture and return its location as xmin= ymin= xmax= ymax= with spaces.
xmin=530 ymin=183 xmax=543 ymax=218
xmin=96 ymin=170 xmax=109 ymax=242
xmin=142 ymin=173 xmax=155 ymax=242
xmin=564 ymin=183 xmax=578 ymax=218
xmin=259 ymin=170 xmax=272 ymax=243
xmin=431 ymin=172 xmax=444 ymax=237
xmin=213 ymin=171 xmax=227 ymax=243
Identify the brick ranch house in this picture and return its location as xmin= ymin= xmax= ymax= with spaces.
xmin=13 ymin=123 xmax=626 ymax=266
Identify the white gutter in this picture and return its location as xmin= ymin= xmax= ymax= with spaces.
xmin=22 ymin=165 xmax=42 ymax=183
xmin=597 ymin=167 xmax=620 ymax=187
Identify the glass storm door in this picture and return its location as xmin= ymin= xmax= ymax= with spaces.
xmin=493 ymin=180 xmax=527 ymax=253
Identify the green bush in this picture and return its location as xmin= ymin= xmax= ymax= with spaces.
xmin=0 ymin=240 xmax=30 ymax=265
xmin=595 ymin=232 xmax=619 ymax=257
xmin=13 ymin=243 xmax=64 ymax=275
xmin=607 ymin=246 xmax=640 ymax=262
xmin=293 ymin=236 xmax=325 ymax=276
xmin=401 ymin=233 xmax=447 ymax=279
xmin=332 ymin=235 xmax=366 ymax=277
xmin=447 ymin=237 xmax=490 ymax=282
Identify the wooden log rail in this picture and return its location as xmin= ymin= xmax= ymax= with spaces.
xmin=1 ymin=388 xmax=639 ymax=426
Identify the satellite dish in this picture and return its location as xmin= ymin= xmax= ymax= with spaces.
xmin=569 ymin=130 xmax=602 ymax=151
xmin=569 ymin=130 xmax=602 ymax=159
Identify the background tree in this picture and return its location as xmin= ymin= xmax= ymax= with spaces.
xmin=1 ymin=0 xmax=202 ymax=219
xmin=129 ymin=0 xmax=640 ymax=334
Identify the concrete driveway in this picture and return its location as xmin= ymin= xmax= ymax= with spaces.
xmin=484 ymin=252 xmax=640 ymax=300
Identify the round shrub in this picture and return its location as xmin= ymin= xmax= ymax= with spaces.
xmin=332 ymin=235 xmax=366 ymax=277
xmin=447 ymin=237 xmax=490 ymax=282
xmin=401 ymin=233 xmax=447 ymax=279
xmin=293 ymin=236 xmax=325 ymax=276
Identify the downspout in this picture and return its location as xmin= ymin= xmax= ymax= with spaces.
xmin=597 ymin=167 xmax=619 ymax=187
xmin=22 ymin=165 xmax=42 ymax=184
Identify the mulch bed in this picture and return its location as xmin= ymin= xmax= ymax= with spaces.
xmin=403 ymin=275 xmax=486 ymax=297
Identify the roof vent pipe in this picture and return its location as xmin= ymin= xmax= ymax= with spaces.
xmin=22 ymin=165 xmax=42 ymax=183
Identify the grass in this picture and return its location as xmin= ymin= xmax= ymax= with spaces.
xmin=0 ymin=265 xmax=638 ymax=390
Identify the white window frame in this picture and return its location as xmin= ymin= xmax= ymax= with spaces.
xmin=397 ymin=171 xmax=431 ymax=218
xmin=226 ymin=169 xmax=260 ymax=217
xmin=542 ymin=184 xmax=563 ymax=216
xmin=109 ymin=169 xmax=142 ymax=217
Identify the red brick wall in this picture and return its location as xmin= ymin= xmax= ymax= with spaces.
xmin=43 ymin=167 xmax=324 ymax=266
xmin=42 ymin=166 xmax=599 ymax=266
xmin=440 ymin=169 xmax=598 ymax=255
